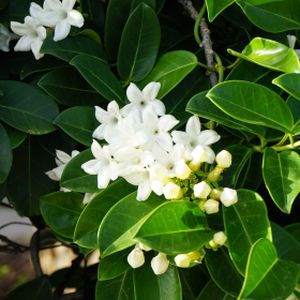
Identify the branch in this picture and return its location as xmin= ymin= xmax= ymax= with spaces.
xmin=0 ymin=234 xmax=29 ymax=253
xmin=30 ymin=230 xmax=43 ymax=277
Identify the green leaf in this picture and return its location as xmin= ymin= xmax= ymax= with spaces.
xmin=205 ymin=248 xmax=243 ymax=296
xmin=6 ymin=276 xmax=53 ymax=300
xmin=287 ymin=96 xmax=300 ymax=134
xmin=0 ymin=80 xmax=59 ymax=134
xmin=0 ymin=123 xmax=12 ymax=183
xmin=273 ymin=73 xmax=300 ymax=101
xmin=205 ymin=0 xmax=234 ymax=21
xmin=61 ymin=149 xmax=98 ymax=193
xmin=139 ymin=51 xmax=198 ymax=98
xmin=223 ymin=189 xmax=271 ymax=275
xmin=207 ymin=80 xmax=294 ymax=132
xmin=239 ymin=238 xmax=300 ymax=300
xmin=4 ymin=125 xmax=27 ymax=149
xmin=271 ymin=222 xmax=300 ymax=264
xmin=70 ymin=54 xmax=126 ymax=104
xmin=228 ymin=37 xmax=300 ymax=73
xmin=136 ymin=201 xmax=213 ymax=255
xmin=38 ymin=68 xmax=105 ymax=106
xmin=98 ymin=248 xmax=131 ymax=281
xmin=186 ymin=91 xmax=267 ymax=138
xmin=54 ymin=106 xmax=98 ymax=146
xmin=40 ymin=191 xmax=84 ymax=238
xmin=117 ymin=3 xmax=160 ymax=81
xmin=98 ymin=192 xmax=164 ymax=257
xmin=262 ymin=148 xmax=300 ymax=214
xmin=41 ymin=34 xmax=107 ymax=62
xmin=197 ymin=280 xmax=235 ymax=300
xmin=74 ymin=179 xmax=135 ymax=249
xmin=285 ymin=223 xmax=300 ymax=242
xmin=235 ymin=0 xmax=300 ymax=33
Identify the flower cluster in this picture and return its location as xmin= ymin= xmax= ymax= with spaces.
xmin=10 ymin=0 xmax=84 ymax=59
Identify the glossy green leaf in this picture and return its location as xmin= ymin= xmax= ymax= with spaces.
xmin=98 ymin=248 xmax=131 ymax=281
xmin=74 ymin=180 xmax=135 ymax=249
xmin=223 ymin=189 xmax=271 ymax=275
xmin=41 ymin=34 xmax=107 ymax=62
xmin=186 ymin=91 xmax=267 ymax=138
xmin=207 ymin=80 xmax=294 ymax=132
xmin=70 ymin=54 xmax=125 ymax=104
xmin=287 ymin=96 xmax=300 ymax=134
xmin=0 ymin=81 xmax=59 ymax=134
xmin=96 ymin=265 xmax=181 ymax=300
xmin=4 ymin=125 xmax=27 ymax=149
xmin=239 ymin=238 xmax=300 ymax=300
xmin=228 ymin=37 xmax=300 ymax=73
xmin=273 ymin=73 xmax=300 ymax=101
xmin=117 ymin=3 xmax=160 ymax=81
xmin=285 ymin=223 xmax=300 ymax=241
xmin=205 ymin=248 xmax=243 ymax=296
xmin=140 ymin=51 xmax=198 ymax=98
xmin=6 ymin=276 xmax=53 ymax=300
xmin=271 ymin=223 xmax=300 ymax=264
xmin=0 ymin=123 xmax=12 ymax=183
xmin=236 ymin=0 xmax=300 ymax=33
xmin=205 ymin=0 xmax=234 ymax=21
xmin=98 ymin=192 xmax=163 ymax=257
xmin=197 ymin=280 xmax=235 ymax=300
xmin=262 ymin=148 xmax=300 ymax=214
xmin=54 ymin=106 xmax=98 ymax=146
xmin=38 ymin=68 xmax=105 ymax=106
xmin=60 ymin=149 xmax=98 ymax=193
xmin=40 ymin=191 xmax=84 ymax=238
xmin=136 ymin=201 xmax=213 ymax=255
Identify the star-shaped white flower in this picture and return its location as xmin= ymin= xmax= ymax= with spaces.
xmin=10 ymin=16 xmax=46 ymax=59
xmin=30 ymin=0 xmax=84 ymax=42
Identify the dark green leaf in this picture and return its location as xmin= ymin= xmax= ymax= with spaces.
xmin=3 ymin=125 xmax=26 ymax=149
xmin=136 ymin=201 xmax=213 ymax=255
xmin=41 ymin=34 xmax=107 ymax=62
xmin=54 ymin=106 xmax=98 ymax=146
xmin=98 ymin=192 xmax=164 ymax=257
xmin=197 ymin=280 xmax=235 ymax=300
xmin=273 ymin=73 xmax=300 ymax=101
xmin=38 ymin=68 xmax=105 ymax=106
xmin=205 ymin=0 xmax=234 ymax=21
xmin=40 ymin=191 xmax=84 ymax=238
xmin=140 ymin=51 xmax=197 ymax=98
xmin=0 ymin=123 xmax=12 ymax=183
xmin=223 ymin=189 xmax=271 ymax=275
xmin=61 ymin=149 xmax=98 ymax=193
xmin=70 ymin=54 xmax=126 ymax=104
xmin=0 ymin=80 xmax=59 ymax=134
xmin=207 ymin=80 xmax=294 ymax=132
xmin=117 ymin=3 xmax=160 ymax=81
xmin=285 ymin=223 xmax=300 ymax=242
xmin=239 ymin=238 xmax=300 ymax=299
xmin=228 ymin=37 xmax=300 ymax=73
xmin=287 ymin=96 xmax=300 ymax=134
xmin=262 ymin=148 xmax=300 ymax=213
xmin=74 ymin=179 xmax=135 ymax=249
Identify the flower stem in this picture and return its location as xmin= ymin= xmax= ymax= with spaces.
xmin=193 ymin=3 xmax=206 ymax=46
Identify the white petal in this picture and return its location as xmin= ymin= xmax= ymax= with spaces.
xmin=67 ymin=10 xmax=84 ymax=28
xmin=82 ymin=192 xmax=97 ymax=205
xmin=44 ymin=0 xmax=62 ymax=11
xmin=10 ymin=21 xmax=29 ymax=36
xmin=137 ymin=181 xmax=152 ymax=201
xmin=81 ymin=159 xmax=101 ymax=175
xmin=92 ymin=125 xmax=105 ymax=140
xmin=196 ymin=130 xmax=220 ymax=146
xmin=157 ymin=133 xmax=173 ymax=151
xmin=127 ymin=247 xmax=145 ymax=268
xmin=91 ymin=139 xmax=104 ymax=159
xmin=53 ymin=21 xmax=71 ymax=41
xmin=38 ymin=11 xmax=61 ymax=27
xmin=56 ymin=150 xmax=71 ymax=164
xmin=151 ymin=100 xmax=165 ymax=116
xmin=14 ymin=36 xmax=32 ymax=51
xmin=204 ymin=146 xmax=216 ymax=163
xmin=126 ymin=83 xmax=143 ymax=104
xmin=151 ymin=180 xmax=164 ymax=195
xmin=142 ymin=82 xmax=161 ymax=100
xmin=143 ymin=107 xmax=158 ymax=128
xmin=62 ymin=0 xmax=76 ymax=12
xmin=159 ymin=115 xmax=179 ymax=132
xmin=37 ymin=26 xmax=47 ymax=40
xmin=151 ymin=253 xmax=169 ymax=275
xmin=171 ymin=131 xmax=189 ymax=145
xmin=107 ymin=100 xmax=120 ymax=116
xmin=97 ymin=169 xmax=110 ymax=189
xmin=31 ymin=38 xmax=44 ymax=60
xmin=29 ymin=3 xmax=44 ymax=19
xmin=45 ymin=165 xmax=64 ymax=181
xmin=95 ymin=105 xmax=109 ymax=124
xmin=186 ymin=116 xmax=201 ymax=136
xmin=287 ymin=34 xmax=296 ymax=48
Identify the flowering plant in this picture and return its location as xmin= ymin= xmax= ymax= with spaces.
xmin=1 ymin=0 xmax=300 ymax=299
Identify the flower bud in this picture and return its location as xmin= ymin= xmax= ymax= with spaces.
xmin=213 ymin=231 xmax=227 ymax=246
xmin=194 ymin=181 xmax=211 ymax=199
xmin=151 ymin=253 xmax=169 ymax=275
xmin=216 ymin=150 xmax=232 ymax=168
xmin=220 ymin=188 xmax=238 ymax=207
xmin=163 ymin=182 xmax=182 ymax=199
xmin=174 ymin=253 xmax=191 ymax=268
xmin=210 ymin=188 xmax=221 ymax=200
xmin=138 ymin=242 xmax=151 ymax=252
xmin=207 ymin=165 xmax=223 ymax=182
xmin=203 ymin=199 xmax=219 ymax=214
xmin=127 ymin=247 xmax=145 ymax=268
xmin=175 ymin=160 xmax=191 ymax=180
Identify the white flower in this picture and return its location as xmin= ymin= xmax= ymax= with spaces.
xmin=287 ymin=34 xmax=300 ymax=58
xmin=0 ymin=24 xmax=15 ymax=52
xmin=10 ymin=16 xmax=46 ymax=60
xmin=127 ymin=246 xmax=145 ymax=268
xmin=30 ymin=0 xmax=84 ymax=42
xmin=220 ymin=188 xmax=238 ymax=207
xmin=123 ymin=82 xmax=165 ymax=116
xmin=171 ymin=116 xmax=220 ymax=153
xmin=81 ymin=140 xmax=118 ymax=189
xmin=191 ymin=145 xmax=215 ymax=166
xmin=163 ymin=182 xmax=181 ymax=199
xmin=174 ymin=253 xmax=190 ymax=268
xmin=175 ymin=160 xmax=191 ymax=180
xmin=203 ymin=199 xmax=219 ymax=214
xmin=151 ymin=253 xmax=169 ymax=275
xmin=194 ymin=181 xmax=211 ymax=199
xmin=216 ymin=150 xmax=232 ymax=168
xmin=213 ymin=231 xmax=227 ymax=246
xmin=82 ymin=192 xmax=97 ymax=205
xmin=138 ymin=242 xmax=151 ymax=252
